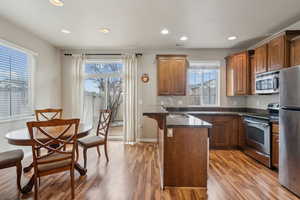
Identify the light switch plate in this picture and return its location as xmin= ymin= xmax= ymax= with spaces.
xmin=167 ymin=128 xmax=173 ymax=137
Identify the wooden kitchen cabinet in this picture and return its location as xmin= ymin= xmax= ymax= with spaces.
xmin=268 ymin=35 xmax=287 ymax=71
xmin=157 ymin=55 xmax=187 ymax=96
xmin=234 ymin=52 xmax=250 ymax=95
xmin=238 ymin=117 xmax=246 ymax=149
xmin=250 ymin=54 xmax=256 ymax=95
xmin=290 ymin=37 xmax=300 ymax=67
xmin=272 ymin=123 xmax=279 ymax=168
xmin=226 ymin=51 xmax=252 ymax=96
xmin=267 ymin=31 xmax=300 ymax=71
xmin=226 ymin=56 xmax=235 ymax=96
xmin=255 ymin=44 xmax=268 ymax=74
xmin=194 ymin=115 xmax=239 ymax=149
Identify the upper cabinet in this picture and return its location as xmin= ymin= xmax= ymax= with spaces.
xmin=226 ymin=30 xmax=300 ymax=96
xmin=268 ymin=35 xmax=287 ymax=71
xmin=226 ymin=56 xmax=235 ymax=96
xmin=250 ymin=54 xmax=256 ymax=95
xmin=234 ymin=52 xmax=250 ymax=95
xmin=266 ymin=31 xmax=300 ymax=72
xmin=290 ymin=37 xmax=300 ymax=67
xmin=255 ymin=44 xmax=268 ymax=74
xmin=157 ymin=55 xmax=187 ymax=96
xmin=226 ymin=51 xmax=252 ymax=96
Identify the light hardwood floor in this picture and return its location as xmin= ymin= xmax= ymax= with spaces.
xmin=0 ymin=142 xmax=299 ymax=200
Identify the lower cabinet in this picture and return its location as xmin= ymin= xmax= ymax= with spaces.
xmin=272 ymin=124 xmax=279 ymax=168
xmin=193 ymin=115 xmax=239 ymax=149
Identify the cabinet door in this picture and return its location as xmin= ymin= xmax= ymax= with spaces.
xmin=238 ymin=117 xmax=246 ymax=148
xmin=226 ymin=56 xmax=235 ymax=96
xmin=157 ymin=58 xmax=171 ymax=95
xmin=234 ymin=52 xmax=249 ymax=95
xmin=272 ymin=133 xmax=279 ymax=168
xmin=170 ymin=58 xmax=186 ymax=95
xmin=255 ymin=44 xmax=268 ymax=74
xmin=268 ymin=35 xmax=286 ymax=71
xmin=210 ymin=117 xmax=234 ymax=148
xmin=290 ymin=38 xmax=300 ymax=67
xmin=250 ymin=55 xmax=256 ymax=95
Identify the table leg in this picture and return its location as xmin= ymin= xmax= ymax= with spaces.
xmin=75 ymin=163 xmax=87 ymax=176
xmin=21 ymin=176 xmax=34 ymax=194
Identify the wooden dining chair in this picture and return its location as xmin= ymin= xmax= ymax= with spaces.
xmin=35 ymin=108 xmax=65 ymax=152
xmin=35 ymin=108 xmax=63 ymax=121
xmin=27 ymin=119 xmax=80 ymax=200
xmin=78 ymin=110 xmax=112 ymax=168
xmin=0 ymin=149 xmax=24 ymax=192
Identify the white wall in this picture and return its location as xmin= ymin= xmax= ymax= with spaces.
xmin=138 ymin=49 xmax=246 ymax=139
xmin=0 ymin=16 xmax=61 ymax=153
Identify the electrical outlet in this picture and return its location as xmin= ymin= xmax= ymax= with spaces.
xmin=167 ymin=129 xmax=173 ymax=137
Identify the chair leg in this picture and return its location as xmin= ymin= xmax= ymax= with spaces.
xmin=104 ymin=143 xmax=109 ymax=162
xmin=70 ymin=167 xmax=75 ymax=199
xmin=16 ymin=161 xmax=22 ymax=191
xmin=76 ymin=144 xmax=79 ymax=162
xmin=34 ymin=175 xmax=39 ymax=200
xmin=96 ymin=146 xmax=101 ymax=157
xmin=83 ymin=148 xmax=87 ymax=169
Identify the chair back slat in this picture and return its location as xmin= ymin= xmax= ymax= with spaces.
xmin=96 ymin=110 xmax=112 ymax=139
xmin=27 ymin=119 xmax=79 ymax=169
xmin=35 ymin=108 xmax=63 ymax=121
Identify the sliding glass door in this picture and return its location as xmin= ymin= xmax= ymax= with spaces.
xmin=84 ymin=60 xmax=123 ymax=138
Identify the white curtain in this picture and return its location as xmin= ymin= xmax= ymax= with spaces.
xmin=123 ymin=54 xmax=139 ymax=144
xmin=71 ymin=55 xmax=85 ymax=120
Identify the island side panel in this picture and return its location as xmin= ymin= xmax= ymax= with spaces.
xmin=164 ymin=127 xmax=208 ymax=188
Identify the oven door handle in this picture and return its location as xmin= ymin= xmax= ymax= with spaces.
xmin=244 ymin=119 xmax=269 ymax=127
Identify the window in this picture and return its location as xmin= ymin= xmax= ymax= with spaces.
xmin=187 ymin=61 xmax=220 ymax=106
xmin=0 ymin=44 xmax=33 ymax=120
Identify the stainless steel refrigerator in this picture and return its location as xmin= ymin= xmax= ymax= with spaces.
xmin=279 ymin=65 xmax=300 ymax=197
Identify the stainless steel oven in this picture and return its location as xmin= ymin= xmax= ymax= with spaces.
xmin=244 ymin=117 xmax=270 ymax=155
xmin=256 ymin=71 xmax=279 ymax=94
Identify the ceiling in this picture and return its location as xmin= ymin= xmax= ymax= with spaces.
xmin=1 ymin=0 xmax=300 ymax=50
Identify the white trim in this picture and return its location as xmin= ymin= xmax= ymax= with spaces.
xmin=0 ymin=38 xmax=38 ymax=56
xmin=139 ymin=138 xmax=157 ymax=143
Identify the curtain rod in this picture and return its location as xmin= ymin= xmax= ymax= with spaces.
xmin=64 ymin=53 xmax=142 ymax=56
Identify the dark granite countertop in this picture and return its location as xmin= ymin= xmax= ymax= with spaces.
xmin=142 ymin=106 xmax=279 ymax=125
xmin=166 ymin=114 xmax=212 ymax=128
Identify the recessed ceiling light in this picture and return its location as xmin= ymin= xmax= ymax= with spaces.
xmin=228 ymin=36 xmax=237 ymax=41
xmin=180 ymin=36 xmax=188 ymax=41
xmin=99 ymin=28 xmax=110 ymax=34
xmin=49 ymin=0 xmax=64 ymax=7
xmin=61 ymin=29 xmax=71 ymax=34
xmin=161 ymin=28 xmax=169 ymax=35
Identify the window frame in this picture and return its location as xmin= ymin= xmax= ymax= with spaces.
xmin=187 ymin=60 xmax=221 ymax=107
xmin=0 ymin=39 xmax=36 ymax=121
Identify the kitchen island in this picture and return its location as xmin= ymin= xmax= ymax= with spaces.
xmin=143 ymin=106 xmax=212 ymax=192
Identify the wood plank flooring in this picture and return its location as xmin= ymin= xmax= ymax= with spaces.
xmin=0 ymin=142 xmax=299 ymax=200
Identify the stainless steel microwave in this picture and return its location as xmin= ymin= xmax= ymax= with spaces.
xmin=255 ymin=71 xmax=279 ymax=94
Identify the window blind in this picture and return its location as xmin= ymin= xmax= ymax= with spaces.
xmin=0 ymin=44 xmax=32 ymax=120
